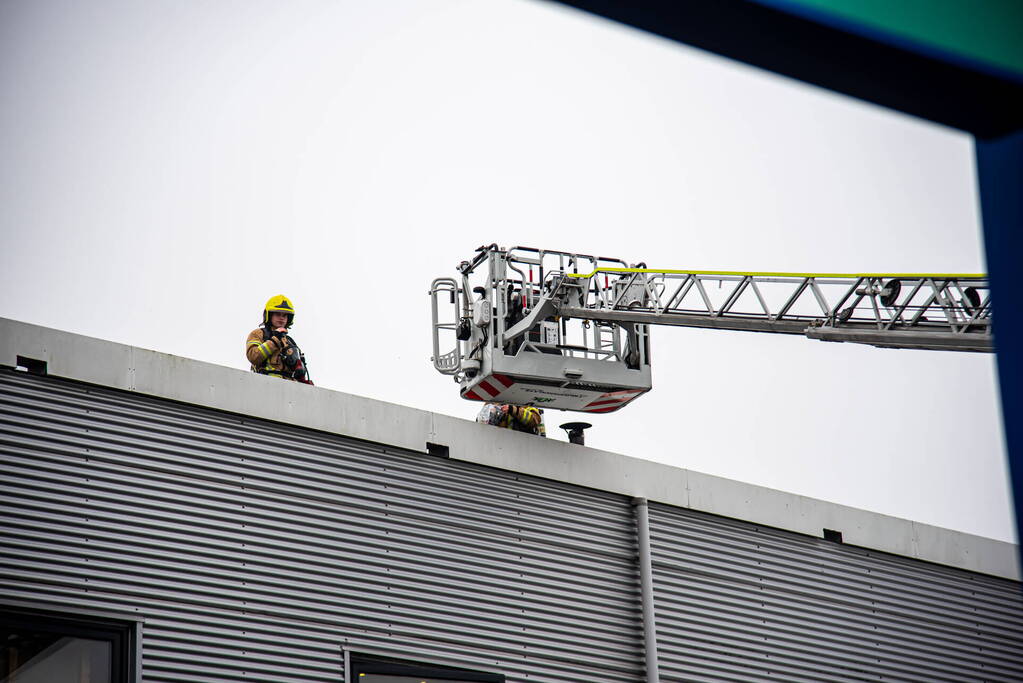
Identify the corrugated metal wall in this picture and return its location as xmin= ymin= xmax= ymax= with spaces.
xmin=3 ymin=368 xmax=1022 ymax=682
xmin=649 ymin=502 xmax=1023 ymax=682
xmin=0 ymin=370 xmax=642 ymax=682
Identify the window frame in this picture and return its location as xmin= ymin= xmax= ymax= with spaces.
xmin=347 ymin=652 xmax=505 ymax=683
xmin=0 ymin=603 xmax=141 ymax=683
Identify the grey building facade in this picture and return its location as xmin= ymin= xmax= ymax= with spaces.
xmin=2 ymin=318 xmax=1021 ymax=682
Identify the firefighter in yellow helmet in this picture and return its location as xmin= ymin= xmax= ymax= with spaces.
xmin=246 ymin=295 xmax=313 ymax=384
xmin=476 ymin=403 xmax=546 ymax=436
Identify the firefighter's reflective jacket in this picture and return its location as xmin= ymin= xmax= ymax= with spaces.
xmin=477 ymin=403 xmax=546 ymax=436
xmin=246 ymin=326 xmax=293 ymax=379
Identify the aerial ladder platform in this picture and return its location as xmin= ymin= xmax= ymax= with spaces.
xmin=430 ymin=245 xmax=992 ymax=414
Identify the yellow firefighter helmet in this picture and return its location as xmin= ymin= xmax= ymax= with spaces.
xmin=263 ymin=294 xmax=296 ymax=327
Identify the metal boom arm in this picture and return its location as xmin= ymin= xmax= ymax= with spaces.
xmin=554 ymin=269 xmax=992 ymax=352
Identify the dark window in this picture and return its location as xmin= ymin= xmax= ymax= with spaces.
xmin=349 ymin=654 xmax=503 ymax=683
xmin=1 ymin=608 xmax=136 ymax=683
xmin=823 ymin=528 xmax=844 ymax=543
xmin=15 ymin=355 xmax=47 ymax=375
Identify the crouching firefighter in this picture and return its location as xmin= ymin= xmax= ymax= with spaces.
xmin=476 ymin=403 xmax=546 ymax=437
xmin=246 ymin=294 xmax=313 ymax=384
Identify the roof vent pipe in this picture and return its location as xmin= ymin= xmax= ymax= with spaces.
xmin=559 ymin=421 xmax=591 ymax=445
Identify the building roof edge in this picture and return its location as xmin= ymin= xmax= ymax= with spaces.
xmin=2 ymin=316 xmax=1017 ymax=580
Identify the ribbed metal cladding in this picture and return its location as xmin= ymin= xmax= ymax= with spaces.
xmin=648 ymin=502 xmax=1023 ymax=682
xmin=0 ymin=370 xmax=643 ymax=682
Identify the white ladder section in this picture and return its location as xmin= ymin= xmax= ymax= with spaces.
xmin=556 ymin=269 xmax=992 ymax=352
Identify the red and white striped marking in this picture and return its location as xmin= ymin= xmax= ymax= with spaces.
xmin=580 ymin=389 xmax=646 ymax=413
xmin=462 ymin=373 xmax=515 ymax=401
xmin=463 ymin=376 xmax=647 ymax=413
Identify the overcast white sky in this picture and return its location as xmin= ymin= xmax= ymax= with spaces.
xmin=1 ymin=0 xmax=1013 ymax=542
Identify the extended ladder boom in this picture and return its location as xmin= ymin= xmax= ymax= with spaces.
xmin=554 ymin=268 xmax=992 ymax=352
xmin=430 ymin=246 xmax=993 ymax=415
